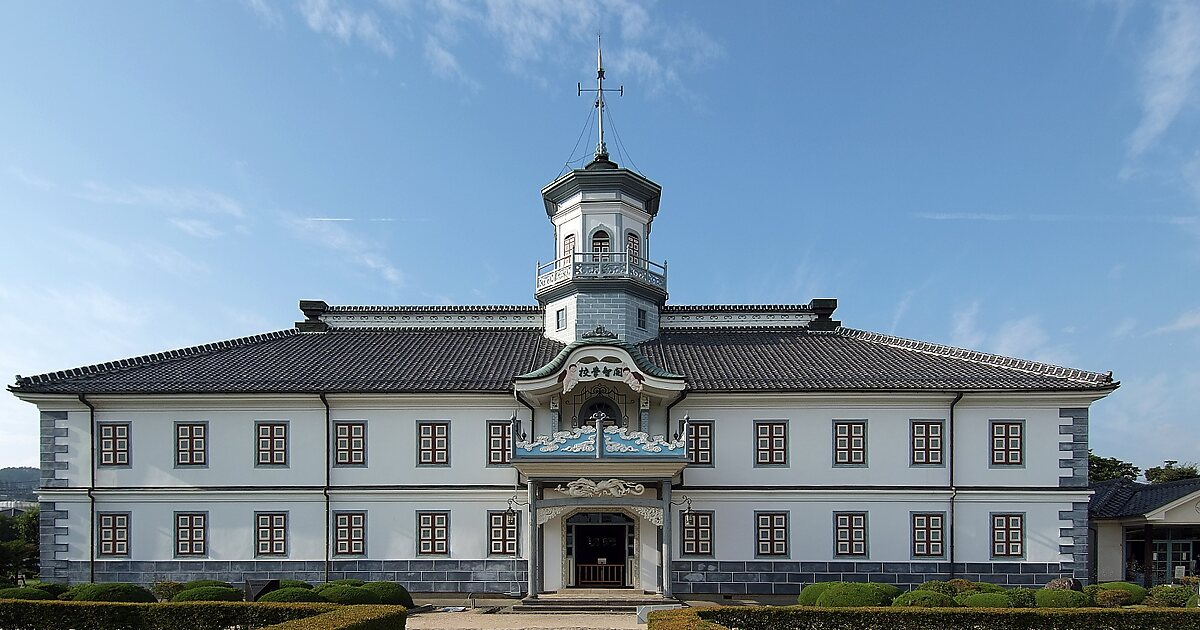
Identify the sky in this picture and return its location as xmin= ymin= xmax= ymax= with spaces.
xmin=0 ymin=0 xmax=1198 ymax=474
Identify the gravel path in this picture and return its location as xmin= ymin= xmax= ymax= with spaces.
xmin=405 ymin=610 xmax=645 ymax=629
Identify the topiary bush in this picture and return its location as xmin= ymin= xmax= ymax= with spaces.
xmin=315 ymin=585 xmax=381 ymax=605
xmin=915 ymin=581 xmax=959 ymax=597
xmin=891 ymin=590 xmax=956 ymax=607
xmin=973 ymin=582 xmax=1005 ymax=594
xmin=1095 ymin=589 xmax=1132 ymax=608
xmin=1007 ymin=587 xmax=1037 ymax=608
xmin=1083 ymin=584 xmax=1102 ymax=606
xmin=171 ymin=586 xmax=244 ymax=602
xmin=798 ymin=582 xmax=836 ymax=606
xmin=360 ymin=581 xmax=413 ymax=608
xmin=1188 ymin=593 xmax=1198 ymax=608
xmin=815 ymin=583 xmax=898 ymax=607
xmin=182 ymin=580 xmax=233 ymax=591
xmin=319 ymin=579 xmax=365 ymax=589
xmin=1147 ymin=584 xmax=1194 ymax=607
xmin=24 ymin=581 xmax=70 ymax=598
xmin=946 ymin=579 xmax=978 ymax=594
xmin=279 ymin=579 xmax=313 ymax=590
xmin=150 ymin=581 xmax=185 ymax=602
xmin=1035 ymin=588 xmax=1088 ymax=608
xmin=0 ymin=587 xmax=53 ymax=600
xmin=69 ymin=583 xmax=157 ymax=603
xmin=258 ymin=587 xmax=329 ymax=603
xmin=957 ymin=592 xmax=1012 ymax=608
xmin=1097 ymin=581 xmax=1147 ymax=604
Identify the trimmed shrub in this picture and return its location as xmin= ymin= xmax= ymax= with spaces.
xmin=946 ymin=578 xmax=978 ymax=594
xmin=69 ymin=582 xmax=157 ymax=603
xmin=151 ymin=580 xmax=185 ymax=601
xmin=321 ymin=579 xmax=365 ymax=588
xmin=798 ymin=581 xmax=836 ymax=606
xmin=0 ymin=587 xmax=53 ymax=600
xmin=649 ymin=606 xmax=1200 ymax=630
xmin=974 ymin=582 xmax=1005 ymax=593
xmin=957 ymin=592 xmax=1012 ymax=608
xmin=1095 ymin=589 xmax=1132 ymax=608
xmin=260 ymin=605 xmax=408 ymax=630
xmin=182 ymin=579 xmax=233 ymax=591
xmin=361 ymin=581 xmax=413 ymax=608
xmin=915 ymin=581 xmax=959 ymax=597
xmin=1083 ymin=584 xmax=1102 ymax=606
xmin=316 ymin=585 xmax=381 ymax=605
xmin=1007 ymin=587 xmax=1036 ymax=608
xmin=1188 ymin=593 xmax=1198 ymax=608
xmin=891 ymin=590 xmax=956 ymax=607
xmin=24 ymin=581 xmax=70 ymax=598
xmin=1097 ymin=581 xmax=1147 ymax=604
xmin=279 ymin=579 xmax=313 ymax=590
xmin=259 ymin=587 xmax=329 ymax=603
xmin=1035 ymin=589 xmax=1088 ymax=608
xmin=1148 ymin=584 xmax=1194 ymax=607
xmin=815 ymin=583 xmax=898 ymax=607
xmin=171 ymin=586 xmax=244 ymax=602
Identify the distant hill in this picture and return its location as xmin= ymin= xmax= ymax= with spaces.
xmin=0 ymin=467 xmax=38 ymax=501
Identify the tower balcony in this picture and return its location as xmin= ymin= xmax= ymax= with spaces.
xmin=535 ymin=253 xmax=667 ymax=295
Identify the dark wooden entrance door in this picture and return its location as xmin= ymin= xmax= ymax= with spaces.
xmin=574 ymin=524 xmax=627 ymax=587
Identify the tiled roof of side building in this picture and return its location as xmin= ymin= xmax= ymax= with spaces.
xmin=1090 ymin=477 xmax=1200 ymax=518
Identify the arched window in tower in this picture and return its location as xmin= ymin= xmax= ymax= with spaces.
xmin=626 ymin=232 xmax=640 ymax=263
xmin=591 ymin=230 xmax=610 ymax=262
xmin=562 ymin=234 xmax=576 ymax=260
xmin=578 ymin=396 xmax=622 ymax=428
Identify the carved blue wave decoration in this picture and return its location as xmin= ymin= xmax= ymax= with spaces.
xmin=514 ymin=424 xmax=686 ymax=459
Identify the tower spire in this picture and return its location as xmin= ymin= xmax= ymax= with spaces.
xmin=579 ymin=33 xmax=622 ymax=166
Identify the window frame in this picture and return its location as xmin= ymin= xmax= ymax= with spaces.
xmin=486 ymin=421 xmax=513 ymax=467
xmin=753 ymin=420 xmax=788 ymax=467
xmin=555 ymin=308 xmax=567 ymax=331
xmin=754 ymin=511 xmax=789 ymax=558
xmin=910 ymin=511 xmax=945 ymax=559
xmin=990 ymin=512 xmax=1025 ymax=559
xmin=636 ymin=308 xmax=647 ymax=330
xmin=174 ymin=421 xmax=208 ymax=468
xmin=680 ymin=510 xmax=715 ymax=557
xmin=333 ymin=421 xmax=367 ymax=467
xmin=487 ymin=510 xmax=519 ymax=557
xmin=333 ymin=511 xmax=367 ymax=557
xmin=834 ymin=511 xmax=869 ymax=558
xmin=416 ymin=421 xmax=451 ymax=467
xmin=417 ymin=511 xmax=451 ymax=556
xmin=255 ymin=512 xmax=289 ymax=557
xmin=909 ymin=419 xmax=945 ymax=467
xmin=832 ymin=420 xmax=868 ymax=467
xmin=562 ymin=233 xmax=576 ymax=259
xmin=255 ymin=421 xmax=289 ymax=468
xmin=683 ymin=419 xmax=714 ymax=467
xmin=989 ymin=420 xmax=1025 ymax=468
xmin=174 ymin=511 xmax=208 ymax=558
xmin=97 ymin=422 xmax=131 ymax=468
xmin=97 ymin=511 xmax=131 ymax=557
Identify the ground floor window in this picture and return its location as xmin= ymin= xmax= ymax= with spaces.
xmin=681 ymin=510 xmax=714 ymax=556
xmin=488 ymin=511 xmax=519 ymax=555
xmin=418 ymin=511 xmax=450 ymax=555
xmin=756 ymin=511 xmax=789 ymax=556
xmin=334 ymin=512 xmax=366 ymax=556
xmin=97 ymin=513 xmax=129 ymax=557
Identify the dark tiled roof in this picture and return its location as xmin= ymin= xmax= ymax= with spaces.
xmin=1090 ymin=477 xmax=1200 ymax=518
xmin=11 ymin=324 xmax=1116 ymax=395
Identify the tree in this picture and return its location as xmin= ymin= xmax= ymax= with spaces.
xmin=1145 ymin=461 xmax=1200 ymax=484
xmin=1089 ymin=451 xmax=1141 ymax=482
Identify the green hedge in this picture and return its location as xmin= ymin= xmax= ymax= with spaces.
xmin=182 ymin=580 xmax=233 ymax=591
xmin=170 ymin=586 xmax=244 ymax=602
xmin=891 ymin=590 xmax=956 ymax=607
xmin=813 ymin=583 xmax=900 ymax=607
xmin=1034 ymin=589 xmax=1087 ymax=608
xmin=360 ymin=582 xmax=413 ymax=608
xmin=68 ymin=583 xmax=157 ymax=603
xmin=24 ymin=582 xmax=70 ymax=598
xmin=260 ymin=605 xmax=406 ymax=630
xmin=0 ymin=587 xmax=53 ymax=600
xmin=318 ymin=586 xmax=381 ymax=605
xmin=797 ymin=582 xmax=834 ymax=605
xmin=648 ymin=606 xmax=1200 ymax=630
xmin=1148 ymin=585 xmax=1194 ymax=607
xmin=0 ymin=600 xmax=337 ymax=630
xmin=956 ymin=592 xmax=1011 ymax=608
xmin=1097 ymin=581 xmax=1147 ymax=604
xmin=258 ymin=587 xmax=328 ymax=603
xmin=279 ymin=580 xmax=313 ymax=590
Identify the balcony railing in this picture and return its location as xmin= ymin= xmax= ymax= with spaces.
xmin=535 ymin=252 xmax=667 ymax=292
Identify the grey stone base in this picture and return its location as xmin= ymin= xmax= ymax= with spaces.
xmin=59 ymin=559 xmax=529 ymax=593
xmin=671 ymin=560 xmax=1074 ymax=596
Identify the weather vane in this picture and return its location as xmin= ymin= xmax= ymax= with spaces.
xmin=578 ymin=33 xmax=622 ymax=162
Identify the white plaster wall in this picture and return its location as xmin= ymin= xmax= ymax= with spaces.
xmin=953 ymin=498 xmax=1071 ymax=563
xmin=543 ymin=518 xmax=563 ymax=591
xmin=1095 ymin=521 xmax=1126 ymax=582
xmin=953 ymin=403 xmax=1070 ymax=487
xmin=543 ymin=294 xmax=577 ymax=345
xmin=1160 ymin=495 xmax=1200 ymax=523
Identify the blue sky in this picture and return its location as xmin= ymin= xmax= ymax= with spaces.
xmin=1 ymin=1 xmax=1198 ymax=473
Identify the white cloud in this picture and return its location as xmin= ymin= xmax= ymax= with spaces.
xmin=950 ymin=301 xmax=986 ymax=349
xmin=949 ymin=302 xmax=1075 ymax=365
xmin=170 ymin=217 xmax=222 ymax=238
xmin=889 ymin=290 xmax=915 ymax=334
xmin=424 ymin=36 xmax=479 ymax=89
xmin=1128 ymin=0 xmax=1200 ymax=156
xmin=286 ymin=215 xmax=406 ymax=286
xmin=242 ymin=0 xmax=283 ymax=27
xmin=78 ymin=183 xmax=246 ymax=217
xmin=1153 ymin=307 xmax=1200 ymax=334
xmin=1111 ymin=317 xmax=1138 ymax=337
xmin=8 ymin=166 xmax=55 ymax=191
xmin=298 ymin=0 xmax=394 ymax=57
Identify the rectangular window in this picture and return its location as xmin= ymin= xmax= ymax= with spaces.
xmin=755 ymin=512 xmax=788 ymax=556
xmin=487 ymin=421 xmax=512 ymax=466
xmin=991 ymin=421 xmax=1023 ymax=466
xmin=417 ymin=511 xmax=450 ymax=555
xmin=686 ymin=421 xmax=714 ymax=466
xmin=417 ymin=422 xmax=450 ymax=466
xmin=255 ymin=512 xmax=288 ymax=556
xmin=97 ymin=512 xmax=129 ymax=557
xmin=334 ymin=422 xmax=366 ymax=466
xmin=488 ymin=511 xmax=519 ymax=556
xmin=910 ymin=420 xmax=943 ymax=466
xmin=991 ymin=513 xmax=1024 ymax=558
xmin=834 ymin=512 xmax=868 ymax=557
xmin=556 ymin=308 xmax=566 ymax=330
xmin=637 ymin=308 xmax=647 ymax=330
xmin=175 ymin=422 xmax=207 ymax=466
xmin=175 ymin=512 xmax=207 ymax=557
xmin=563 ymin=234 xmax=575 ymax=258
xmin=833 ymin=420 xmax=867 ymax=465
xmin=681 ymin=510 xmax=714 ymax=556
xmin=911 ymin=512 xmax=944 ymax=558
xmin=98 ymin=422 xmax=130 ymax=467
xmin=334 ymin=512 xmax=366 ymax=556
xmin=256 ymin=422 xmax=288 ymax=466
xmin=755 ymin=421 xmax=787 ymax=466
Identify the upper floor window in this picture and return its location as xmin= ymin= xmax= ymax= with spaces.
xmin=334 ymin=422 xmax=367 ymax=466
xmin=175 ymin=422 xmax=207 ymax=467
xmin=637 ymin=308 xmax=647 ymax=330
xmin=556 ymin=308 xmax=566 ymax=331
xmin=98 ymin=422 xmax=130 ymax=467
xmin=488 ymin=511 xmax=519 ymax=556
xmin=487 ymin=421 xmax=512 ymax=466
xmin=911 ymin=512 xmax=944 ymax=558
xmin=592 ymin=230 xmax=610 ymax=261
xmin=991 ymin=513 xmax=1024 ymax=558
xmin=97 ymin=512 xmax=129 ymax=557
xmin=562 ymin=233 xmax=576 ymax=258
xmin=834 ymin=512 xmax=868 ymax=557
xmin=417 ymin=511 xmax=450 ymax=555
xmin=681 ymin=510 xmax=714 ymax=557
xmin=256 ymin=422 xmax=288 ymax=466
xmin=755 ymin=511 xmax=789 ymax=557
xmin=833 ymin=420 xmax=867 ymax=466
xmin=417 ymin=422 xmax=450 ymax=466
xmin=334 ymin=512 xmax=367 ymax=556
xmin=175 ymin=512 xmax=207 ymax=557
xmin=686 ymin=420 xmax=713 ymax=466
xmin=910 ymin=420 xmax=943 ymax=466
xmin=256 ymin=512 xmax=288 ymax=556
xmin=755 ymin=421 xmax=788 ymax=466
xmin=626 ymin=232 xmax=641 ymax=260
xmin=991 ymin=421 xmax=1023 ymax=466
